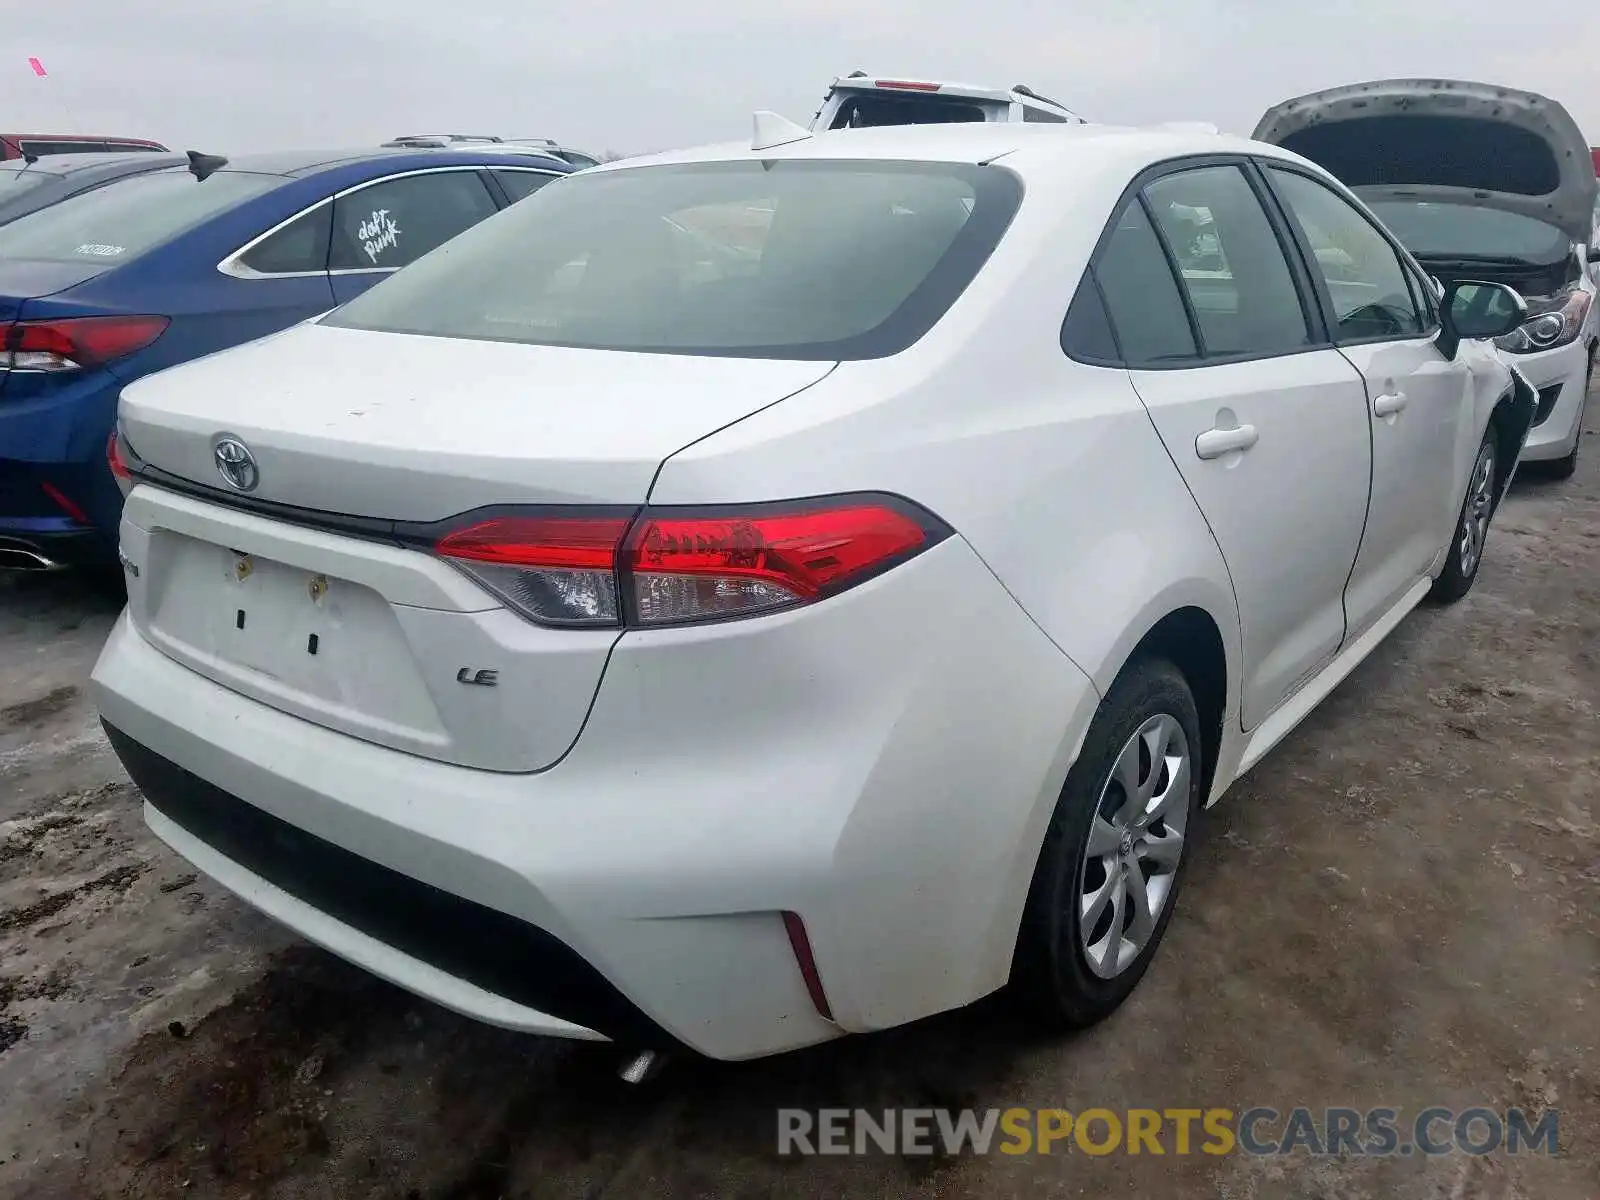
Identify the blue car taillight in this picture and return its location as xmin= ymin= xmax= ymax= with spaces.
xmin=1 ymin=315 xmax=169 ymax=373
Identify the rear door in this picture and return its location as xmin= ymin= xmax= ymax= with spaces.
xmin=1260 ymin=161 xmax=1472 ymax=639
xmin=328 ymin=168 xmax=500 ymax=302
xmin=1092 ymin=158 xmax=1374 ymax=730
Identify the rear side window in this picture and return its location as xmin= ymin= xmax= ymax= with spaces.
xmin=0 ymin=168 xmax=278 ymax=264
xmin=1143 ymin=165 xmax=1312 ymax=359
xmin=493 ymin=169 xmax=560 ymax=203
xmin=322 ymin=158 xmax=1022 ymax=360
xmin=236 ymin=203 xmax=333 ymax=274
xmin=330 ymin=170 xmax=499 ymax=270
xmin=1023 ymin=107 xmax=1071 ymax=123
xmin=1089 ymin=199 xmax=1199 ymax=365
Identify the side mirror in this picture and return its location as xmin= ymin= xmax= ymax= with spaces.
xmin=1437 ymin=279 xmax=1528 ymax=360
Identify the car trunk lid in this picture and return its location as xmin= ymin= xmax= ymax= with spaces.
xmin=117 ymin=320 xmax=835 ymax=772
xmin=1252 ymin=78 xmax=1598 ymax=245
xmin=118 ymin=321 xmax=836 ymax=518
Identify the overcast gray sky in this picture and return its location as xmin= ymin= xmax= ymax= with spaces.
xmin=12 ymin=1 xmax=1600 ymax=156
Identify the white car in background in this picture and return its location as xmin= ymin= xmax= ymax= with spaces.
xmin=812 ymin=72 xmax=1084 ymax=128
xmin=1256 ymin=79 xmax=1598 ymax=479
xmin=93 ymin=120 xmax=1535 ymax=1063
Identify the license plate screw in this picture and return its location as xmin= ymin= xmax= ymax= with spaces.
xmin=309 ymin=574 xmax=328 ymax=602
xmin=235 ymin=557 xmax=252 ymax=581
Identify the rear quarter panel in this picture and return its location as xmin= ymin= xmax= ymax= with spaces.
xmin=647 ymin=147 xmax=1244 ymax=781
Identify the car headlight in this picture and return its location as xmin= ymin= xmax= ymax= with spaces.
xmin=1495 ymin=286 xmax=1592 ymax=353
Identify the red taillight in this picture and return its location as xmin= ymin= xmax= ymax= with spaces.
xmin=435 ymin=513 xmax=632 ymax=627
xmin=1 ymin=315 xmax=169 ymax=373
xmin=874 ymin=79 xmax=941 ymax=91
xmin=624 ymin=502 xmax=931 ymax=625
xmin=107 ymin=429 xmax=132 ymax=482
xmin=428 ymin=495 xmax=948 ymax=629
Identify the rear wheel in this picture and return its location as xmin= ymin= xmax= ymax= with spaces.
xmin=1011 ymin=658 xmax=1202 ymax=1028
xmin=1428 ymin=432 xmax=1497 ymax=605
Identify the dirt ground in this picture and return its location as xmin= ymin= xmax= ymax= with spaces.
xmin=0 ymin=399 xmax=1595 ymax=1200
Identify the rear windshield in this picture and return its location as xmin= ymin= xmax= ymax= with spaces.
xmin=827 ymin=92 xmax=995 ymax=129
xmin=1367 ymin=201 xmax=1571 ymax=264
xmin=0 ymin=168 xmax=278 ymax=264
xmin=321 ymin=158 xmax=1022 ymax=360
xmin=0 ymin=168 xmax=50 ymax=196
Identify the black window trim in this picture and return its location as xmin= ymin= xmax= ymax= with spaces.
xmin=1061 ymin=152 xmax=1335 ymax=372
xmin=1253 ymin=157 xmax=1442 ymax=348
xmin=216 ymin=165 xmax=509 ymax=281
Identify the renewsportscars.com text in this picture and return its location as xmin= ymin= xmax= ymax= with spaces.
xmin=776 ymin=1106 xmax=1560 ymax=1158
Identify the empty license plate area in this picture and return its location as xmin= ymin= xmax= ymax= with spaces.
xmin=143 ymin=530 xmax=447 ymax=745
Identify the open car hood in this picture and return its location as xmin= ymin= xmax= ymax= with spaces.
xmin=1253 ymin=79 xmax=1598 ymax=245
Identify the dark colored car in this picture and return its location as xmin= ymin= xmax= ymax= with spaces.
xmin=1 ymin=134 xmax=167 ymax=161
xmin=0 ymin=152 xmax=190 ymax=228
xmin=0 ymin=145 xmax=575 ymax=571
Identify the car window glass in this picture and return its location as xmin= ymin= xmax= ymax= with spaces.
xmin=236 ymin=203 xmax=333 ymax=274
xmin=1144 ymin=165 xmax=1312 ymax=358
xmin=330 ymin=171 xmax=499 ymax=270
xmin=0 ymin=168 xmax=50 ymax=195
xmin=1091 ymin=198 xmax=1198 ymax=364
xmin=493 ymin=170 xmax=559 ymax=203
xmin=1060 ymin=274 xmax=1120 ymax=362
xmin=0 ymin=168 xmax=277 ymax=264
xmin=321 ymin=159 xmax=1015 ymax=360
xmin=1267 ymin=167 xmax=1425 ymax=341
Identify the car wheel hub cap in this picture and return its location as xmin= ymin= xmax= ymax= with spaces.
xmin=1075 ymin=712 xmax=1192 ymax=981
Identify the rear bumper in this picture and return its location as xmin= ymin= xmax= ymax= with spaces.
xmin=92 ymin=535 xmax=1099 ymax=1060
xmin=0 ymin=456 xmax=121 ymax=565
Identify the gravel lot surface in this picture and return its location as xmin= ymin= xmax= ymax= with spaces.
xmin=0 ymin=396 xmax=1594 ymax=1199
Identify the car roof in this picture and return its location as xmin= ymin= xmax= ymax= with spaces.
xmin=604 ymin=121 xmax=1288 ymax=178
xmin=123 ymin=146 xmax=579 ymax=180
xmin=0 ymin=151 xmax=187 ymax=177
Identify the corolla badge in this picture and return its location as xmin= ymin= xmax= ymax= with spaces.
xmin=213 ymin=435 xmax=259 ymax=492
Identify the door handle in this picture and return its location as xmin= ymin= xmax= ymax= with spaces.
xmin=1372 ymin=391 xmax=1408 ymax=417
xmin=1195 ymin=423 xmax=1259 ymax=460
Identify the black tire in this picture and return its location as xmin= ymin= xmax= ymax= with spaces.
xmin=1428 ymin=431 xmax=1498 ymax=605
xmin=1010 ymin=657 xmax=1203 ymax=1028
xmin=1543 ymin=437 xmax=1579 ymax=482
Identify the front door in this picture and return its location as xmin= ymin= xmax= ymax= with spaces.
xmin=1094 ymin=161 xmax=1374 ymax=729
xmin=1261 ymin=163 xmax=1474 ymax=639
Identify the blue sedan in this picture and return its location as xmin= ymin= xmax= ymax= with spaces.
xmin=0 ymin=145 xmax=575 ymax=570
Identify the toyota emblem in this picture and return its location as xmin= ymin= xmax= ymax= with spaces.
xmin=213 ymin=435 xmax=259 ymax=492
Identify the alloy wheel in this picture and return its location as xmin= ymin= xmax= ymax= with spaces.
xmin=1075 ymin=713 xmax=1192 ymax=980
xmin=1457 ymin=445 xmax=1496 ymax=578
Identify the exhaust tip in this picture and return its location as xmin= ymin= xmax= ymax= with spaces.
xmin=0 ymin=540 xmax=64 ymax=571
xmin=618 ymin=1049 xmax=668 ymax=1085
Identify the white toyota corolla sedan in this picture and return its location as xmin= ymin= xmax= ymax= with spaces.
xmin=92 ymin=119 xmax=1537 ymax=1062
